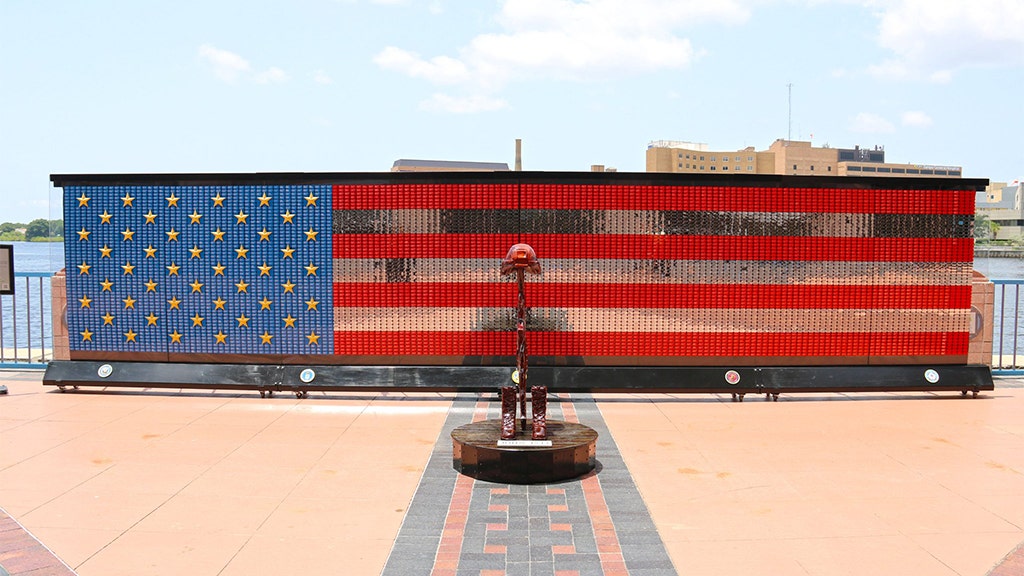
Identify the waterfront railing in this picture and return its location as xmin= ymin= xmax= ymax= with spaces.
xmin=0 ymin=272 xmax=54 ymax=368
xmin=0 ymin=273 xmax=1022 ymax=373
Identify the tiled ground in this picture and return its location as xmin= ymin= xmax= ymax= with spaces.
xmin=1 ymin=371 xmax=1023 ymax=575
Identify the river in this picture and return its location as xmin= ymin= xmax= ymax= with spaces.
xmin=2 ymin=243 xmax=1021 ymax=357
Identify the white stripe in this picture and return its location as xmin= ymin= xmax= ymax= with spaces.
xmin=332 ymin=307 xmax=970 ymax=333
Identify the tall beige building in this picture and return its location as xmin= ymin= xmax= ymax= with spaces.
xmin=646 ymin=139 xmax=963 ymax=178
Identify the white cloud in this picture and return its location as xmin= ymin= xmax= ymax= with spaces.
xmin=901 ymin=110 xmax=933 ymax=128
xmin=374 ymin=47 xmax=471 ymax=85
xmin=850 ymin=112 xmax=895 ymax=134
xmin=419 ymin=93 xmax=509 ymax=114
xmin=254 ymin=67 xmax=288 ymax=84
xmin=198 ymin=45 xmax=291 ymax=85
xmin=313 ymin=70 xmax=333 ymax=85
xmin=375 ymin=0 xmax=748 ymax=111
xmin=870 ymin=0 xmax=1024 ymax=79
xmin=198 ymin=44 xmax=251 ymax=83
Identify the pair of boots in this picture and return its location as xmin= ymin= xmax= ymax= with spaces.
xmin=500 ymin=386 xmax=547 ymax=440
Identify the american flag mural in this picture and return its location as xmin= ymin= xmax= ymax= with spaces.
xmin=62 ymin=174 xmax=977 ymax=366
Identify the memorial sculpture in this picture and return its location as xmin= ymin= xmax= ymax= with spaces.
xmin=499 ymin=243 xmax=546 ymax=440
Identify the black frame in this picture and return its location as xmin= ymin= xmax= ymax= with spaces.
xmin=0 ymin=244 xmax=13 ymax=295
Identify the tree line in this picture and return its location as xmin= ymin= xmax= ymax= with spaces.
xmin=0 ymin=219 xmax=64 ymax=242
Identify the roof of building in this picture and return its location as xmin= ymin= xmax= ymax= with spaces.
xmin=391 ymin=159 xmax=510 ymax=171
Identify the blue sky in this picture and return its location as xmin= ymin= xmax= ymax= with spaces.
xmin=2 ymin=0 xmax=1022 ymax=223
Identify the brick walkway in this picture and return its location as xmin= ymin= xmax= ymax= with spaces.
xmin=382 ymin=393 xmax=676 ymax=576
xmin=0 ymin=508 xmax=75 ymax=576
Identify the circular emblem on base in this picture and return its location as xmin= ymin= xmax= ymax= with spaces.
xmin=97 ymin=364 xmax=113 ymax=378
xmin=452 ymin=419 xmax=597 ymax=484
xmin=299 ymin=368 xmax=316 ymax=383
xmin=724 ymin=370 xmax=741 ymax=385
xmin=924 ymin=369 xmax=940 ymax=383
xmin=511 ymin=369 xmax=520 ymax=384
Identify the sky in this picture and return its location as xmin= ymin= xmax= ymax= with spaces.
xmin=2 ymin=0 xmax=1023 ymax=223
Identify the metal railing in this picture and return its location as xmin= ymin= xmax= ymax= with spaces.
xmin=992 ymin=279 xmax=1024 ymax=375
xmin=0 ymin=272 xmax=1020 ymax=373
xmin=0 ymin=272 xmax=53 ymax=369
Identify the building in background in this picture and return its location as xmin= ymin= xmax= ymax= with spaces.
xmin=646 ymin=139 xmax=962 ymax=178
xmin=977 ymin=181 xmax=1023 ymax=239
xmin=391 ymin=159 xmax=510 ymax=172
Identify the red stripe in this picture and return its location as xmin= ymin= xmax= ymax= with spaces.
xmin=332 ymin=234 xmax=973 ymax=262
xmin=332 ymin=184 xmax=975 ymax=215
xmin=331 ymin=331 xmax=969 ymax=357
xmin=331 ymin=283 xmax=971 ymax=309
xmin=333 ymin=184 xmax=517 ymax=209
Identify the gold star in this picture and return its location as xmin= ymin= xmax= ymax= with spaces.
xmin=123 ymin=295 xmax=136 ymax=309
xmin=257 ymin=192 xmax=272 ymax=206
xmin=80 ymin=328 xmax=94 ymax=341
xmin=121 ymin=192 xmax=135 ymax=207
xmin=169 ymin=330 xmax=183 ymax=344
xmin=145 ymin=313 xmax=159 ymax=326
xmin=235 ymin=245 xmax=249 ymax=259
xmin=188 ymin=210 xmax=203 ymax=224
xmin=77 ymin=227 xmax=90 ymax=241
xmin=304 ymin=262 xmax=319 ymax=276
xmin=213 ymin=297 xmax=227 ymax=310
xmin=212 ymin=262 xmax=226 ymax=276
xmin=166 ymin=262 xmax=180 ymax=276
xmin=257 ymin=228 xmax=272 ymax=242
xmin=259 ymin=297 xmax=273 ymax=310
xmin=304 ymin=227 xmax=318 ymax=242
xmin=304 ymin=192 xmax=319 ymax=206
xmin=281 ymin=280 xmax=296 ymax=293
xmin=281 ymin=210 xmax=295 ymax=224
xmin=121 ymin=227 xmax=135 ymax=241
xmin=102 ymin=312 xmax=115 ymax=325
xmin=306 ymin=331 xmax=320 ymax=345
xmin=304 ymin=298 xmax=319 ymax=311
xmin=189 ymin=245 xmax=203 ymax=259
xmin=258 ymin=262 xmax=272 ymax=276
xmin=235 ymin=279 xmax=250 ymax=293
xmin=166 ymin=228 xmax=180 ymax=242
xmin=165 ymin=192 xmax=180 ymax=207
xmin=280 ymin=245 xmax=294 ymax=259
xmin=77 ymin=261 xmax=91 ymax=275
xmin=211 ymin=228 xmax=225 ymax=241
xmin=99 ymin=244 xmax=113 ymax=258
xmin=211 ymin=192 xmax=226 ymax=207
xmin=143 ymin=210 xmax=158 ymax=224
xmin=259 ymin=330 xmax=274 ymax=345
xmin=235 ymin=210 xmax=248 ymax=225
xmin=99 ymin=210 xmax=112 ymax=224
xmin=124 ymin=329 xmax=137 ymax=343
xmin=121 ymin=261 xmax=135 ymax=275
xmin=77 ymin=193 xmax=90 ymax=207
xmin=190 ymin=313 xmax=204 ymax=327
xmin=79 ymin=295 xmax=92 ymax=308
xmin=144 ymin=245 xmax=157 ymax=258
xmin=189 ymin=280 xmax=204 ymax=293
xmin=282 ymin=314 xmax=297 ymax=328
xmin=236 ymin=314 xmax=250 ymax=328
xmin=167 ymin=296 xmax=182 ymax=310
xmin=145 ymin=278 xmax=158 ymax=292
xmin=100 ymin=278 xmax=113 ymax=292
xmin=214 ymin=331 xmax=227 ymax=345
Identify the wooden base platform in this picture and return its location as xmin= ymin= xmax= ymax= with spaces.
xmin=451 ymin=419 xmax=598 ymax=484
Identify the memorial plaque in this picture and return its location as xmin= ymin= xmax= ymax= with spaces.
xmin=0 ymin=244 xmax=12 ymax=295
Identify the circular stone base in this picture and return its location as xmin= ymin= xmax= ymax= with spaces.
xmin=451 ymin=419 xmax=597 ymax=484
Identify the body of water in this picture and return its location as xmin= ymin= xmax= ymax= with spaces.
xmin=1 ymin=243 xmax=1021 ymax=362
xmin=1 ymin=242 xmax=64 ymax=356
